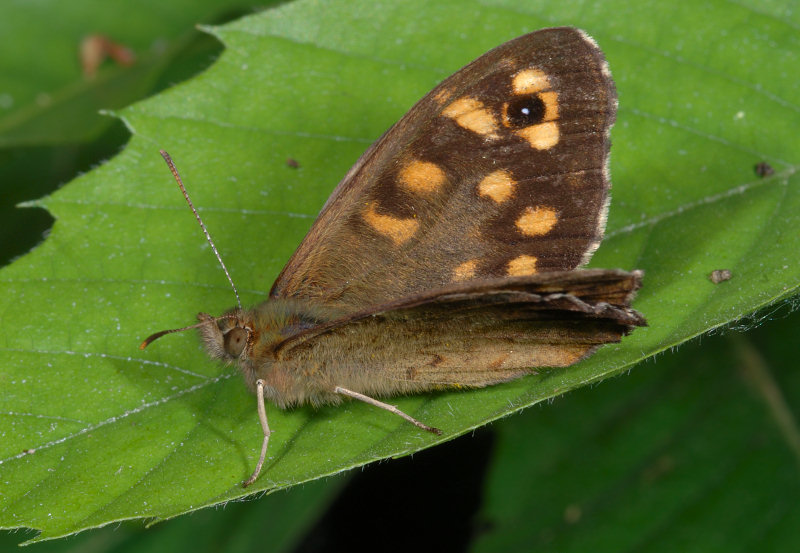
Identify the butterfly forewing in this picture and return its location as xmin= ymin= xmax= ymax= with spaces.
xmin=271 ymin=28 xmax=617 ymax=311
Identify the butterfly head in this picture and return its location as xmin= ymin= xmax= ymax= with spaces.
xmin=140 ymin=310 xmax=254 ymax=359
xmin=195 ymin=308 xmax=272 ymax=395
xmin=196 ymin=310 xmax=254 ymax=362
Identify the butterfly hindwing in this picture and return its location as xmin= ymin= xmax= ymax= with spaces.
xmin=264 ymin=270 xmax=643 ymax=405
xmin=270 ymin=28 xmax=617 ymax=311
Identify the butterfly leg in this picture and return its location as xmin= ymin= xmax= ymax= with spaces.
xmin=334 ymin=386 xmax=442 ymax=435
xmin=243 ymin=379 xmax=272 ymax=488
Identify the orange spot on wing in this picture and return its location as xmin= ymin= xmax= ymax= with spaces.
xmin=516 ymin=121 xmax=559 ymax=150
xmin=516 ymin=206 xmax=559 ymax=236
xmin=363 ymin=203 xmax=419 ymax=245
xmin=512 ymin=68 xmax=551 ymax=94
xmin=453 ymin=259 xmax=478 ymax=281
xmin=507 ymin=255 xmax=538 ymax=276
xmin=539 ymin=91 xmax=559 ymax=121
xmin=442 ymin=97 xmax=499 ymax=138
xmin=399 ymin=160 xmax=446 ymax=194
xmin=478 ymin=170 xmax=515 ymax=203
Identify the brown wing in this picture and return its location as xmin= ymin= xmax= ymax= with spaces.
xmin=270 ymin=28 xmax=617 ymax=311
xmin=272 ymin=270 xmax=644 ymax=398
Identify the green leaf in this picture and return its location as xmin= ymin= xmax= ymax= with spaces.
xmin=0 ymin=0 xmax=261 ymax=146
xmin=1 ymin=0 xmax=798 ymax=542
xmin=0 ymin=477 xmax=341 ymax=553
xmin=0 ymin=0 xmax=266 ymax=265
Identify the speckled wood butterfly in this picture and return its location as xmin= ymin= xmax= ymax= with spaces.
xmin=143 ymin=27 xmax=646 ymax=487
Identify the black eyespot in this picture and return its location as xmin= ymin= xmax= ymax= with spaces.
xmin=505 ymin=94 xmax=546 ymax=128
xmin=225 ymin=327 xmax=248 ymax=357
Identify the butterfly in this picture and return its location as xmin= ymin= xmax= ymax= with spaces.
xmin=142 ymin=27 xmax=646 ymax=487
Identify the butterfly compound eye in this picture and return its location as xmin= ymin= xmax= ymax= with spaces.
xmin=224 ymin=327 xmax=248 ymax=357
xmin=505 ymin=94 xmax=546 ymax=128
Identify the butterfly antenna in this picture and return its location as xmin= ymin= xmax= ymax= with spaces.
xmin=160 ymin=150 xmax=242 ymax=311
xmin=140 ymin=314 xmax=239 ymax=349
